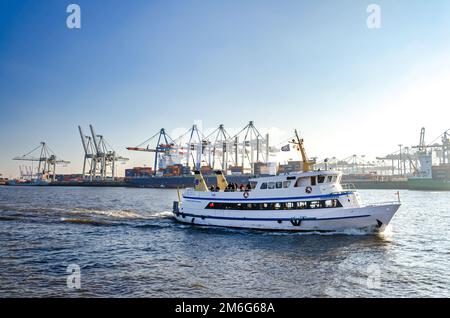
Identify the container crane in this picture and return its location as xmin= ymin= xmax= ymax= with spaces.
xmin=79 ymin=125 xmax=129 ymax=180
xmin=127 ymin=128 xmax=176 ymax=175
xmin=13 ymin=142 xmax=70 ymax=181
xmin=228 ymin=121 xmax=270 ymax=174
xmin=204 ymin=124 xmax=231 ymax=171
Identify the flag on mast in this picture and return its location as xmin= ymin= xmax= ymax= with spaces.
xmin=281 ymin=144 xmax=290 ymax=151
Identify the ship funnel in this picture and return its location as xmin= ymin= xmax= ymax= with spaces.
xmin=193 ymin=171 xmax=209 ymax=192
xmin=215 ymin=170 xmax=228 ymax=191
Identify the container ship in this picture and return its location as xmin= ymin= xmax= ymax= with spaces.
xmin=407 ymin=161 xmax=450 ymax=191
xmin=407 ymin=129 xmax=450 ymax=191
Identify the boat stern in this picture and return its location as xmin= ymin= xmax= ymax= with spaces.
xmin=172 ymin=200 xmax=180 ymax=214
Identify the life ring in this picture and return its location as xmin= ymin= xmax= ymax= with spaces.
xmin=305 ymin=186 xmax=313 ymax=194
xmin=243 ymin=191 xmax=249 ymax=199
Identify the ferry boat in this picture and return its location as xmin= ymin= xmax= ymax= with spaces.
xmin=172 ymin=131 xmax=401 ymax=232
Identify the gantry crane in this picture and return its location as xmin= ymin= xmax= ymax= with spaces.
xmin=13 ymin=142 xmax=70 ymax=181
xmin=79 ymin=125 xmax=129 ymax=181
xmin=126 ymin=121 xmax=274 ymax=175
xmin=204 ymin=124 xmax=231 ymax=171
xmin=228 ymin=121 xmax=270 ymax=173
xmin=127 ymin=128 xmax=176 ymax=175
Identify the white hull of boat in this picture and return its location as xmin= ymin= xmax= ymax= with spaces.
xmin=173 ymin=203 xmax=400 ymax=232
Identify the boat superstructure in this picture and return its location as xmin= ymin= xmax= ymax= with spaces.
xmin=173 ymin=131 xmax=401 ymax=232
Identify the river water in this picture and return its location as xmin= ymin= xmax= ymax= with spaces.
xmin=0 ymin=186 xmax=448 ymax=297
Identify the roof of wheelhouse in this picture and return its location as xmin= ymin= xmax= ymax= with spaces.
xmin=249 ymin=170 xmax=342 ymax=182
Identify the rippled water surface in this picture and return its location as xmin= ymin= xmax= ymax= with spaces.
xmin=0 ymin=186 xmax=449 ymax=297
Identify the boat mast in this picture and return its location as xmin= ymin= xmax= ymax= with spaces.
xmin=293 ymin=129 xmax=314 ymax=172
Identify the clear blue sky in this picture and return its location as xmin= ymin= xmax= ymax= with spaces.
xmin=1 ymin=0 xmax=450 ymax=177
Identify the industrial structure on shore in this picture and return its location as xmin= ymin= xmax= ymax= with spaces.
xmin=126 ymin=121 xmax=273 ymax=176
xmin=7 ymin=142 xmax=70 ymax=186
xmin=2 ymin=123 xmax=449 ymax=190
xmin=78 ymin=125 xmax=129 ymax=181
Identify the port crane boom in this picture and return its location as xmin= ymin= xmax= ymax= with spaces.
xmin=127 ymin=128 xmax=176 ymax=175
xmin=13 ymin=142 xmax=70 ymax=181
xmin=78 ymin=125 xmax=129 ymax=180
xmin=228 ymin=121 xmax=270 ymax=173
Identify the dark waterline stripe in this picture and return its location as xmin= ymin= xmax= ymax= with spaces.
xmin=175 ymin=213 xmax=371 ymax=222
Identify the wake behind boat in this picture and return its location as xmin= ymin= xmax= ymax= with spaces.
xmin=173 ymin=131 xmax=401 ymax=233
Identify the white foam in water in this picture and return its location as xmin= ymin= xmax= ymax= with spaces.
xmin=69 ymin=208 xmax=143 ymax=219
xmin=379 ymin=223 xmax=394 ymax=238
xmin=149 ymin=211 xmax=174 ymax=219
xmin=336 ymin=227 xmax=374 ymax=236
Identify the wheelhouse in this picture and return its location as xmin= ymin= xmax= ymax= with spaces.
xmin=251 ymin=171 xmax=342 ymax=191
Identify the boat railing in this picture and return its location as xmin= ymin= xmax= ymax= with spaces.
xmin=341 ymin=183 xmax=356 ymax=190
xmin=184 ymin=188 xmax=196 ymax=195
xmin=365 ymin=201 xmax=400 ymax=207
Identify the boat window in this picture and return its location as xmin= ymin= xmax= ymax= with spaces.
xmin=260 ymin=182 xmax=267 ymax=189
xmin=308 ymin=201 xmax=322 ymax=209
xmin=276 ymin=182 xmax=283 ymax=189
xmin=310 ymin=177 xmax=317 ymax=186
xmin=295 ymin=177 xmax=309 ymax=187
xmin=268 ymin=182 xmax=275 ymax=189
xmin=296 ymin=202 xmax=307 ymax=209
xmin=318 ymin=175 xmax=325 ymax=184
xmin=283 ymin=181 xmax=291 ymax=188
xmin=327 ymin=199 xmax=342 ymax=208
xmin=332 ymin=176 xmax=337 ymax=183
xmin=205 ymin=199 xmax=343 ymax=210
xmin=250 ymin=181 xmax=258 ymax=189
xmin=327 ymin=176 xmax=333 ymax=183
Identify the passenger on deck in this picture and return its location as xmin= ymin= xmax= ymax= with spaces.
xmin=239 ymin=184 xmax=245 ymax=192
